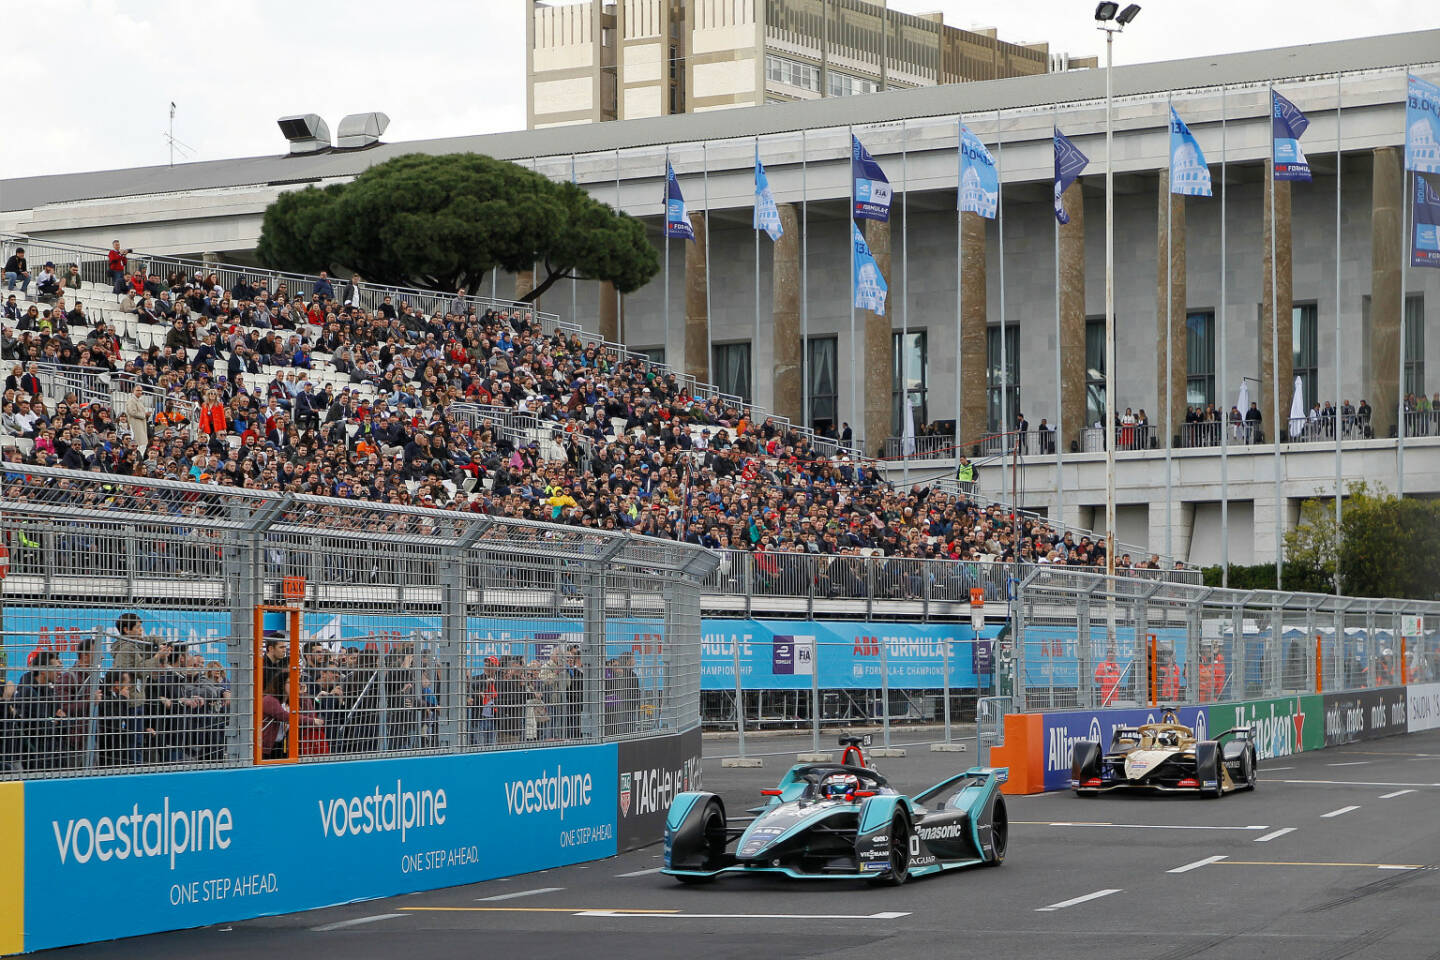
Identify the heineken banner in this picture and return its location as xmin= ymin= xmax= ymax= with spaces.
xmin=1213 ymin=694 xmax=1323 ymax=760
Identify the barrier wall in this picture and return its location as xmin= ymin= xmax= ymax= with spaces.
xmin=992 ymin=684 xmax=1426 ymax=795
xmin=2 ymin=728 xmax=704 ymax=955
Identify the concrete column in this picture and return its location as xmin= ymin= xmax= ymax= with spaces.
xmin=772 ymin=203 xmax=802 ymax=425
xmin=960 ymin=211 xmax=988 ymax=456
xmin=684 ymin=212 xmax=709 ymax=383
xmin=1369 ymin=146 xmax=1402 ymax=440
xmin=597 ymin=281 xmax=620 ymax=343
xmin=1261 ymin=175 xmax=1293 ymax=440
xmin=1157 ymin=176 xmax=1188 ymax=446
xmin=862 ymin=219 xmax=892 ymax=457
xmin=515 ymin=269 xmax=536 ymax=307
xmin=1058 ymin=180 xmax=1086 ymax=454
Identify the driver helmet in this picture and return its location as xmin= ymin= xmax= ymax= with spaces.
xmin=821 ymin=772 xmax=859 ymax=799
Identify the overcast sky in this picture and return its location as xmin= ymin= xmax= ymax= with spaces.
xmin=3 ymin=0 xmax=1435 ymax=180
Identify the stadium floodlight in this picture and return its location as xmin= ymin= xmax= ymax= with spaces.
xmin=1116 ymin=4 xmax=1141 ymax=25
xmin=276 ymin=114 xmax=331 ymax=155
xmin=1094 ymin=2 xmax=1119 ymax=21
xmin=336 ymin=112 xmax=391 ymax=150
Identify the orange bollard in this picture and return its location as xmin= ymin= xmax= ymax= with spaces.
xmin=1401 ymin=638 xmax=1408 ymax=686
xmin=1315 ymin=635 xmax=1323 ymax=694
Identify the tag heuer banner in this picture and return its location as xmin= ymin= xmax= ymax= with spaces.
xmin=1271 ymin=89 xmax=1312 ymax=182
xmin=851 ymin=135 xmax=892 ymax=222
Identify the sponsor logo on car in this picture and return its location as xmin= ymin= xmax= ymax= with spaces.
xmin=916 ymin=821 xmax=966 ymax=842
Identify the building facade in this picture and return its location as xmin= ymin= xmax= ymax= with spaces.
xmin=526 ymin=0 xmax=1081 ymax=128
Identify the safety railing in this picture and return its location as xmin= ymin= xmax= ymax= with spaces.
xmin=1403 ymin=408 xmax=1440 ymax=438
xmin=0 ymin=464 xmax=718 ymax=779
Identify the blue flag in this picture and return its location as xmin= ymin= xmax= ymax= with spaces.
xmin=1406 ymin=73 xmax=1440 ymax=175
xmin=1168 ymin=107 xmax=1212 ymax=197
xmin=664 ymin=162 xmax=695 ymax=241
xmin=852 ymin=220 xmax=888 ymax=315
xmin=851 ymin=135 xmax=892 ymax=222
xmin=754 ymin=153 xmax=783 ymax=241
xmin=958 ymin=124 xmax=998 ymax=219
xmin=1414 ymin=173 xmax=1440 ymax=269
xmin=1272 ymin=90 xmax=1311 ymax=182
xmin=1053 ymin=127 xmax=1089 ymax=224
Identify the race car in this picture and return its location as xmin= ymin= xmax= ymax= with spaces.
xmin=663 ymin=735 xmax=1008 ymax=885
xmin=1070 ymin=710 xmax=1257 ymax=798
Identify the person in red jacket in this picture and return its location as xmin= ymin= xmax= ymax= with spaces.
xmin=1160 ymin=654 xmax=1181 ymax=702
xmin=197 ymin=388 xmax=228 ymax=436
xmin=1095 ymin=651 xmax=1122 ymax=706
xmin=107 ymin=240 xmax=131 ymax=292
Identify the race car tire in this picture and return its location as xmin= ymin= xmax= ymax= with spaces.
xmin=674 ymin=799 xmax=727 ymax=884
xmin=872 ymin=815 xmax=911 ymax=886
xmin=1240 ymin=745 xmax=1257 ymax=791
xmin=1195 ymin=741 xmax=1224 ymax=799
xmin=984 ymin=795 xmax=1008 ymax=866
xmin=1071 ymin=740 xmax=1102 ymax=795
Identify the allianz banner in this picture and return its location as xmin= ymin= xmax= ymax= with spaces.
xmin=23 ymin=744 xmax=617 ymax=952
xmin=700 ymin=619 xmax=1004 ymax=691
xmin=1040 ymin=705 xmax=1211 ymax=791
xmin=1322 ymin=687 xmax=1409 ymax=746
xmin=616 ymin=727 xmax=703 ymax=852
xmin=1407 ymin=682 xmax=1440 ymax=733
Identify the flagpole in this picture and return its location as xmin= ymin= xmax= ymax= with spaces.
xmin=1165 ymin=92 xmax=1174 ymax=561
xmin=1268 ymin=83 xmax=1283 ymax=587
xmin=1053 ymin=104 xmax=1065 ymax=530
xmin=802 ymin=128 xmax=810 ymax=433
xmin=1397 ymin=66 xmax=1410 ymax=498
xmin=616 ymin=148 xmax=623 ymax=342
xmin=996 ymin=108 xmax=1010 ymax=511
xmin=703 ymin=141 xmax=713 ymax=391
xmin=665 ymin=146 xmax=671 ymax=373
xmin=1333 ymin=72 xmax=1343 ymax=597
xmin=902 ymin=119 xmax=910 ymax=486
xmin=849 ymin=125 xmax=857 ymax=454
xmin=955 ymin=115 xmax=964 ymax=470
xmin=1219 ymin=85 xmax=1230 ymax=588
xmin=571 ymin=154 xmax=579 ymax=330
xmin=755 ymin=137 xmax=761 ymax=412
xmin=1103 ymin=28 xmax=1117 ymax=585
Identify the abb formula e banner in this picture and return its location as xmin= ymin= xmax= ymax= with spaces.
xmin=20 ymin=744 xmax=617 ymax=952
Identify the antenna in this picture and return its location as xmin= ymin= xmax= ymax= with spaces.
xmin=164 ymin=101 xmax=195 ymax=167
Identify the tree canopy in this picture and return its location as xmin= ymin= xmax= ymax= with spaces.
xmin=255 ymin=152 xmax=658 ymax=301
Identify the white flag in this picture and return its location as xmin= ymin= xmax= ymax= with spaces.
xmin=1288 ymin=375 xmax=1306 ymax=438
xmin=902 ymin=396 xmax=916 ymax=456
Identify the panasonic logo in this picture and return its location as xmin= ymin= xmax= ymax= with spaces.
xmin=503 ymin=765 xmax=592 ymax=821
xmin=318 ymin=780 xmax=447 ymax=842
xmin=52 ymin=798 xmax=232 ymax=870
xmin=916 ymin=821 xmax=966 ymax=841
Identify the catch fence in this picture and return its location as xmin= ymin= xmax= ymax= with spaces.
xmin=0 ymin=464 xmax=718 ymax=779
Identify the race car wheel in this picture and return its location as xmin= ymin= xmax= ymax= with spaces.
xmin=1241 ymin=746 xmax=1257 ymax=791
xmin=675 ymin=799 xmax=726 ymax=884
xmin=874 ymin=816 xmax=910 ymax=886
xmin=985 ymin=796 xmax=1008 ymax=866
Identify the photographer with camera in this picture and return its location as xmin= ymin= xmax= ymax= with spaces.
xmin=108 ymin=240 xmax=134 ymax=293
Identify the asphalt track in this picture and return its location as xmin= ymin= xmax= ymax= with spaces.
xmin=44 ymin=729 xmax=1440 ymax=960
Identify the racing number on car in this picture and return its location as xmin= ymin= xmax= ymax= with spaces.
xmin=909 ymin=834 xmax=921 ymax=857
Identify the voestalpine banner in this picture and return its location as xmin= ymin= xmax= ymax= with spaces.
xmin=22 ymin=744 xmax=618 ymax=951
xmin=700 ymin=619 xmax=1003 ymax=691
xmin=1322 ymin=687 xmax=1408 ymax=746
xmin=664 ymin=161 xmax=695 ymax=240
xmin=1271 ymin=89 xmax=1311 ymax=182
xmin=1413 ymin=173 xmax=1440 ymax=268
xmin=1053 ymin=127 xmax=1089 ymax=224
xmin=851 ymin=135 xmax=892 ymax=222
xmin=958 ymin=123 xmax=998 ymax=219
xmin=1041 ymin=705 xmax=1211 ymax=791
xmin=753 ymin=154 xmax=783 ymax=241
xmin=852 ymin=220 xmax=888 ymax=315
xmin=1168 ymin=106 xmax=1212 ymax=197
xmin=1406 ymin=73 xmax=1440 ymax=174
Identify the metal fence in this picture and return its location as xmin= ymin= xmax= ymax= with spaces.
xmin=0 ymin=464 xmax=718 ymax=779
xmin=1012 ymin=565 xmax=1440 ymax=713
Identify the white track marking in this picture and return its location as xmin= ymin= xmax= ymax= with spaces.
xmin=1263 ymin=766 xmax=1294 ymax=771
xmin=1254 ymin=827 xmax=1296 ymax=842
xmin=575 ymin=910 xmax=910 ymax=920
xmin=1380 ymin=789 xmax=1416 ymax=799
xmin=477 ymin=887 xmax=565 ymax=901
xmin=1034 ymin=822 xmax=1266 ymax=831
xmin=1276 ymin=780 xmax=1440 ymax=788
xmin=1326 ymin=761 xmax=1370 ymax=767
xmin=1321 ymin=805 xmax=1360 ymax=818
xmin=310 ymin=914 xmax=405 ymax=932
xmin=1036 ymin=889 xmax=1122 ymax=911
xmin=615 ymin=867 xmax=663 ymax=878
xmin=1168 ymin=856 xmax=1229 ymax=874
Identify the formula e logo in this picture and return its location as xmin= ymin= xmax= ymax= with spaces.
xmin=1087 ymin=717 xmax=1103 ymax=742
xmin=619 ymin=773 xmax=632 ymax=817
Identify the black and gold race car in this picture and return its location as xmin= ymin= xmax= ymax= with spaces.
xmin=1071 ymin=710 xmax=1257 ymax=798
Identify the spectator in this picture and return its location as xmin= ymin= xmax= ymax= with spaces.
xmin=313 ymin=271 xmax=334 ymax=302
xmin=107 ymin=241 xmax=132 ymax=292
xmin=4 ymin=247 xmax=30 ymax=294
xmin=15 ymin=650 xmax=67 ymax=771
xmin=124 ymin=385 xmax=151 ymax=450
xmin=35 ymin=263 xmax=62 ymax=302
xmin=1245 ymin=401 xmax=1263 ymax=443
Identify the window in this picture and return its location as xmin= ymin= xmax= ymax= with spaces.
xmin=1186 ymin=310 xmax=1215 ymax=407
xmin=827 ymin=71 xmax=878 ymax=98
xmin=712 ymin=342 xmax=752 ymax=403
xmin=765 ymin=54 xmax=820 ymax=92
xmin=1085 ymin=317 xmax=1106 ymax=427
xmin=1292 ymin=302 xmax=1318 ymax=412
xmin=635 ymin=346 xmax=666 ymax=369
xmin=1405 ymin=295 xmax=1425 ymax=395
xmin=669 ymin=46 xmax=678 ymax=80
xmin=806 ymin=335 xmax=838 ymax=430
xmin=891 ymin=331 xmax=927 ymax=434
xmin=986 ymin=324 xmax=1020 ymax=433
